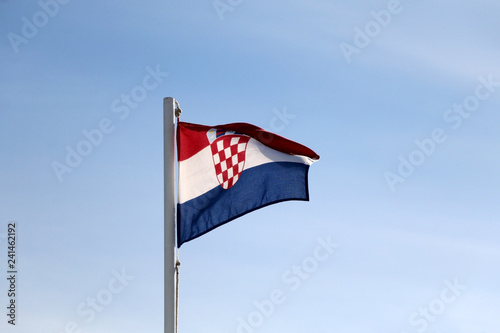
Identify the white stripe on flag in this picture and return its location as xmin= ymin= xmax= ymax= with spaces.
xmin=178 ymin=138 xmax=314 ymax=204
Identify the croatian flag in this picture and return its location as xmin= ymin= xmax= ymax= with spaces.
xmin=176 ymin=122 xmax=319 ymax=247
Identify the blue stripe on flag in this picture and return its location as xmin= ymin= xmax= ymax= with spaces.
xmin=177 ymin=162 xmax=310 ymax=247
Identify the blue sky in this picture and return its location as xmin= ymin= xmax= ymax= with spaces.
xmin=1 ymin=0 xmax=499 ymax=332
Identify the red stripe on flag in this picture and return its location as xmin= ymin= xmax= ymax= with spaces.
xmin=177 ymin=122 xmax=320 ymax=162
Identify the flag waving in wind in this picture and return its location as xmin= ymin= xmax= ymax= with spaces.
xmin=176 ymin=121 xmax=320 ymax=247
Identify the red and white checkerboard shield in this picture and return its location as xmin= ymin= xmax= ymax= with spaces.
xmin=207 ymin=129 xmax=250 ymax=190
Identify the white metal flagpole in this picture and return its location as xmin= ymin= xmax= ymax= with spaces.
xmin=164 ymin=97 xmax=176 ymax=333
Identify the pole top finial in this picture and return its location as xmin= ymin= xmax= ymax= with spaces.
xmin=175 ymin=100 xmax=182 ymax=118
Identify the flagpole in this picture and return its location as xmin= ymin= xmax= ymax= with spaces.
xmin=164 ymin=97 xmax=176 ymax=333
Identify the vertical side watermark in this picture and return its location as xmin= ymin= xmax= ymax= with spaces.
xmin=5 ymin=221 xmax=17 ymax=325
